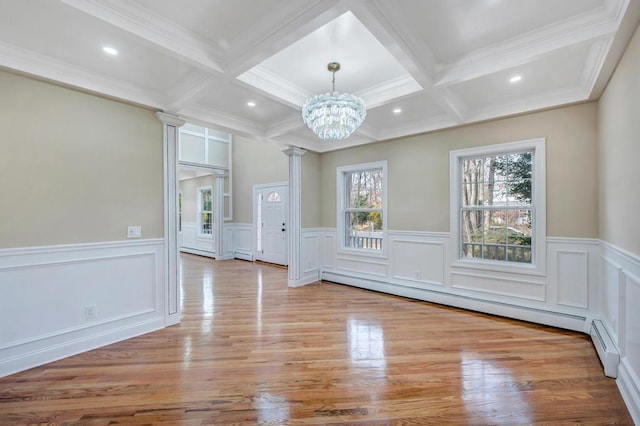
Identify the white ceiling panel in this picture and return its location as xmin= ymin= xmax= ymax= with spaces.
xmin=0 ymin=0 xmax=194 ymax=95
xmin=449 ymin=42 xmax=594 ymax=114
xmin=406 ymin=0 xmax=606 ymax=65
xmin=190 ymin=81 xmax=298 ymax=125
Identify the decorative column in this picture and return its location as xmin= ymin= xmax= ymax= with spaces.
xmin=212 ymin=169 xmax=227 ymax=260
xmin=283 ymin=147 xmax=306 ymax=286
xmin=156 ymin=112 xmax=185 ymax=326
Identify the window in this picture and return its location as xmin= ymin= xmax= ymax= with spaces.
xmin=179 ymin=124 xmax=233 ymax=221
xmin=450 ymin=139 xmax=545 ymax=273
xmin=198 ymin=187 xmax=213 ymax=235
xmin=266 ymin=191 xmax=281 ymax=202
xmin=337 ymin=161 xmax=387 ymax=253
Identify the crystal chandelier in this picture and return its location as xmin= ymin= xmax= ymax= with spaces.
xmin=302 ymin=62 xmax=366 ymax=141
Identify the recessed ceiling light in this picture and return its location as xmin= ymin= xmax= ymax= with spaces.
xmin=102 ymin=46 xmax=118 ymax=56
xmin=393 ymin=108 xmax=402 ymax=114
xmin=247 ymin=101 xmax=256 ymax=107
xmin=510 ymin=75 xmax=522 ymax=83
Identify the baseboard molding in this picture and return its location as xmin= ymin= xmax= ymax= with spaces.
xmin=288 ymin=272 xmax=320 ymax=288
xmin=618 ymin=358 xmax=640 ymax=425
xmin=1 ymin=317 xmax=164 ymax=378
xmin=322 ymin=271 xmax=587 ymax=331
xmin=234 ymin=249 xmax=253 ymax=261
xmin=179 ymin=247 xmax=215 ymax=258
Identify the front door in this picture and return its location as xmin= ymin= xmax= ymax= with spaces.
xmin=255 ymin=183 xmax=288 ymax=266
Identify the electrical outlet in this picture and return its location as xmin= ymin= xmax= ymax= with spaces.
xmin=85 ymin=305 xmax=97 ymax=320
xmin=127 ymin=225 xmax=142 ymax=238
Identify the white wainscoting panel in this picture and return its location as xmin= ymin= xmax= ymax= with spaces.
xmin=0 ymin=239 xmax=166 ymax=378
xmin=220 ymin=226 xmax=233 ymax=259
xmin=229 ymin=223 xmax=253 ymax=261
xmin=322 ymin=232 xmax=336 ymax=270
xmin=181 ymin=222 xmax=197 ymax=249
xmin=302 ymin=229 xmax=321 ymax=274
xmin=336 ymin=257 xmax=388 ymax=278
xmin=180 ymin=221 xmax=216 ymax=257
xmin=389 ymin=233 xmax=446 ymax=287
xmin=450 ymin=271 xmax=545 ymax=301
xmin=600 ymin=255 xmax=622 ymax=342
xmin=555 ymin=250 xmax=589 ymax=308
xmin=599 ymin=241 xmax=640 ymax=424
xmin=318 ymin=231 xmax=602 ymax=331
xmin=623 ymin=271 xmax=640 ymax=375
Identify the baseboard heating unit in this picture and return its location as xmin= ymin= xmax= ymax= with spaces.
xmin=590 ymin=319 xmax=620 ymax=378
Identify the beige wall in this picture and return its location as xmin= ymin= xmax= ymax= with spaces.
xmin=320 ymin=102 xmax=599 ymax=238
xmin=0 ymin=70 xmax=163 ymax=248
xmin=302 ymin=151 xmax=321 ymax=228
xmin=232 ymin=135 xmax=288 ymax=224
xmin=179 ymin=175 xmax=215 ymax=223
xmin=598 ymin=23 xmax=640 ymax=256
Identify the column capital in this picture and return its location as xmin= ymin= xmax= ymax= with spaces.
xmin=283 ymin=147 xmax=307 ymax=157
xmin=156 ymin=112 xmax=185 ymax=127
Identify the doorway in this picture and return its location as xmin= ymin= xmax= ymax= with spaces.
xmin=254 ymin=183 xmax=288 ymax=266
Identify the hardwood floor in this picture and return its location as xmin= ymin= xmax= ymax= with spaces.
xmin=0 ymin=253 xmax=632 ymax=424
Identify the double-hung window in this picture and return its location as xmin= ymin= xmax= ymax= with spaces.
xmin=337 ymin=161 xmax=387 ymax=254
xmin=198 ymin=186 xmax=213 ymax=235
xmin=450 ymin=139 xmax=545 ymax=273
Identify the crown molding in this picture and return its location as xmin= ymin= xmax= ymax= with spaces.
xmin=237 ymin=65 xmax=309 ymax=107
xmin=582 ymin=37 xmax=616 ymax=97
xmin=356 ymin=75 xmax=423 ymax=109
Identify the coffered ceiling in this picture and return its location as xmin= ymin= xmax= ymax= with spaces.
xmin=1 ymin=0 xmax=638 ymax=152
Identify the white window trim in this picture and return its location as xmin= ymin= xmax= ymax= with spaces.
xmin=197 ymin=185 xmax=213 ymax=238
xmin=337 ymin=160 xmax=388 ymax=258
xmin=449 ymin=138 xmax=546 ymax=275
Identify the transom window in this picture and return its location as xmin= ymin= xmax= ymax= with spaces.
xmin=451 ymin=139 xmax=545 ymax=273
xmin=198 ymin=187 xmax=212 ymax=235
xmin=337 ymin=161 xmax=387 ymax=253
xmin=266 ymin=191 xmax=281 ymax=203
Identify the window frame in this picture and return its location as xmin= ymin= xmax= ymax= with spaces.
xmin=337 ymin=161 xmax=388 ymax=257
xmin=450 ymin=138 xmax=546 ymax=275
xmin=197 ymin=186 xmax=213 ymax=237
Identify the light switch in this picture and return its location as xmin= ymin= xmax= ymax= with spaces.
xmin=127 ymin=225 xmax=142 ymax=238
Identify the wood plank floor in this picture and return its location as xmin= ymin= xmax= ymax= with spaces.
xmin=0 ymin=253 xmax=632 ymax=425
